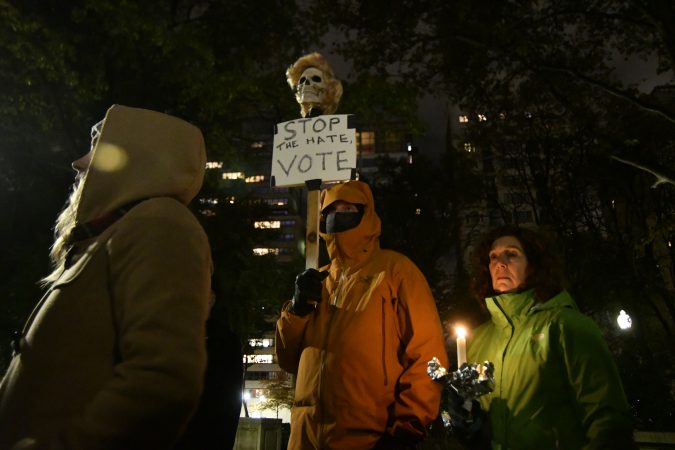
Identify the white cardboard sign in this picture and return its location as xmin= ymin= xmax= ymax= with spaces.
xmin=272 ymin=114 xmax=356 ymax=187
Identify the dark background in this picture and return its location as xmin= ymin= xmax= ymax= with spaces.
xmin=0 ymin=0 xmax=673 ymax=431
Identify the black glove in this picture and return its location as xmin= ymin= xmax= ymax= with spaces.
xmin=447 ymin=387 xmax=486 ymax=438
xmin=288 ymin=269 xmax=328 ymax=316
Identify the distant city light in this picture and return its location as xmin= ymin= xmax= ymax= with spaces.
xmin=243 ymin=354 xmax=273 ymax=364
xmin=458 ymin=115 xmax=469 ymax=123
xmin=477 ymin=114 xmax=487 ymax=122
xmin=205 ymin=161 xmax=223 ymax=169
xmin=254 ymin=221 xmax=281 ymax=229
xmin=617 ymin=310 xmax=632 ymax=330
xmin=248 ymin=338 xmax=274 ymax=348
xmin=245 ymin=175 xmax=265 ymax=183
xmin=253 ymin=248 xmax=281 ymax=256
xmin=222 ymin=171 xmax=244 ymax=180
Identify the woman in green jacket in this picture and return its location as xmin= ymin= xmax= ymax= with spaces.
xmin=461 ymin=225 xmax=636 ymax=450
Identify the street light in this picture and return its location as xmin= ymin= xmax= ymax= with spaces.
xmin=617 ymin=310 xmax=632 ymax=330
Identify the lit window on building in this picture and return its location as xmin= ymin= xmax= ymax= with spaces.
xmin=199 ymin=197 xmax=219 ymax=205
xmin=458 ymin=115 xmax=469 ymax=123
xmin=478 ymin=114 xmax=487 ymax=122
xmin=200 ymin=209 xmax=216 ymax=217
xmin=415 ymin=208 xmax=422 ymax=215
xmin=254 ymin=221 xmax=281 ymax=229
xmin=248 ymin=338 xmax=274 ymax=348
xmin=252 ymin=248 xmax=281 ymax=256
xmin=464 ymin=142 xmax=475 ymax=153
xmin=227 ymin=196 xmax=236 ymax=204
xmin=245 ymin=175 xmax=265 ymax=183
xmin=263 ymin=198 xmax=288 ymax=206
xmin=243 ymin=354 xmax=274 ymax=364
xmin=356 ymin=130 xmax=376 ymax=154
xmin=222 ymin=172 xmax=244 ymax=180
xmin=251 ymin=141 xmax=265 ymax=149
xmin=205 ymin=161 xmax=223 ymax=169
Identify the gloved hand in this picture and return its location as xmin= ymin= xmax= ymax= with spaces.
xmin=288 ymin=269 xmax=328 ymax=316
xmin=447 ymin=386 xmax=485 ymax=437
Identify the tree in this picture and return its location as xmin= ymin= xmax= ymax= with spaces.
xmin=259 ymin=371 xmax=295 ymax=419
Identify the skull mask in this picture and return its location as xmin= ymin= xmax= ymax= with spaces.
xmin=296 ymin=67 xmax=326 ymax=106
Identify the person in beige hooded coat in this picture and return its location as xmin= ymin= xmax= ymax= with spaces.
xmin=0 ymin=105 xmax=213 ymax=450
xmin=276 ymin=181 xmax=448 ymax=450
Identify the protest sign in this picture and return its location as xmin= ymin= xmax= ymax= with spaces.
xmin=271 ymin=114 xmax=356 ymax=187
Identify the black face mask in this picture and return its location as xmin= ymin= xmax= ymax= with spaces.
xmin=321 ymin=209 xmax=364 ymax=233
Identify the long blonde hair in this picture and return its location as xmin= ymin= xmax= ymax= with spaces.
xmin=41 ymin=173 xmax=85 ymax=286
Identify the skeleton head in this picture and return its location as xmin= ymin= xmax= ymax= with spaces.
xmin=296 ymin=67 xmax=326 ymax=106
xmin=286 ymin=52 xmax=342 ymax=117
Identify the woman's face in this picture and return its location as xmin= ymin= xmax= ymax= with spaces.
xmin=489 ymin=235 xmax=529 ymax=293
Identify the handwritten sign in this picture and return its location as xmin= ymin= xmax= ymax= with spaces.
xmin=272 ymin=114 xmax=356 ymax=187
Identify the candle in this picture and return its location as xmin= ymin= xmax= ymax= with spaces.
xmin=455 ymin=325 xmax=467 ymax=368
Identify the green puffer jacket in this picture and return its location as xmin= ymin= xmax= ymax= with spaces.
xmin=467 ymin=290 xmax=635 ymax=450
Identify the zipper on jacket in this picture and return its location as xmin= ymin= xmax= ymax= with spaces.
xmin=492 ymin=297 xmax=515 ymax=446
xmin=317 ymin=268 xmax=345 ymax=448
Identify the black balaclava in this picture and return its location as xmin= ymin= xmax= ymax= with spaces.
xmin=321 ymin=204 xmax=365 ymax=234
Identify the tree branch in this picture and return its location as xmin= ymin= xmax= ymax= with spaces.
xmin=611 ymin=155 xmax=675 ymax=188
xmin=539 ymin=65 xmax=675 ymax=126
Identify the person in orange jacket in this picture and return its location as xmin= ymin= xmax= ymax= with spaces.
xmin=276 ymin=180 xmax=448 ymax=450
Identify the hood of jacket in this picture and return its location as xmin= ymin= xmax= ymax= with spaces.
xmin=319 ymin=180 xmax=381 ymax=266
xmin=76 ymin=105 xmax=206 ymax=224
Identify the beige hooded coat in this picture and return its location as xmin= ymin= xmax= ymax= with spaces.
xmin=0 ymin=105 xmax=212 ymax=450
xmin=276 ymin=181 xmax=448 ymax=449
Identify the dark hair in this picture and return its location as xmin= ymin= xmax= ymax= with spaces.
xmin=470 ymin=225 xmax=564 ymax=305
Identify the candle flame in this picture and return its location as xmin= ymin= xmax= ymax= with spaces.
xmin=455 ymin=325 xmax=467 ymax=339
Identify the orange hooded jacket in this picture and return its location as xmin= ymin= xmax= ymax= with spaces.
xmin=276 ymin=181 xmax=448 ymax=449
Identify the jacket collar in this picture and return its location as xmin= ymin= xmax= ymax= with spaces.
xmin=486 ymin=289 xmax=577 ymax=328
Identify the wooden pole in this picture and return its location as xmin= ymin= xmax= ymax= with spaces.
xmin=304 ymin=179 xmax=322 ymax=270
